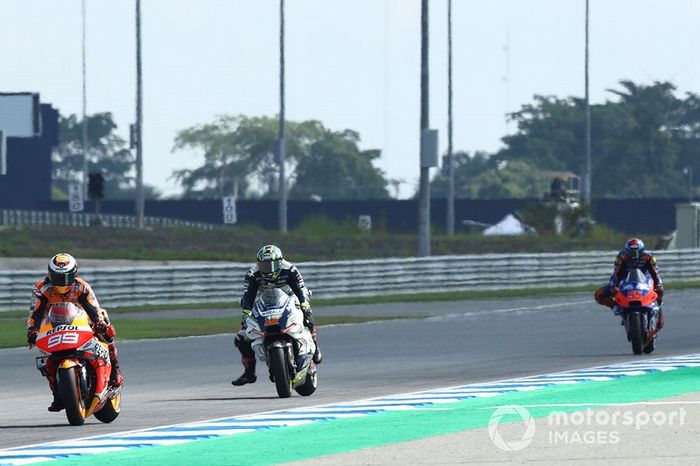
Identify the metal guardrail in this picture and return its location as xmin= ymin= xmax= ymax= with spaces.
xmin=0 ymin=209 xmax=220 ymax=230
xmin=1 ymin=250 xmax=698 ymax=311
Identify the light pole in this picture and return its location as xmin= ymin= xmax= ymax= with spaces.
xmin=418 ymin=0 xmax=431 ymax=256
xmin=278 ymin=0 xmax=287 ymax=234
xmin=135 ymin=0 xmax=145 ymax=229
xmin=446 ymin=0 xmax=455 ymax=236
xmin=583 ymin=0 xmax=592 ymax=205
xmin=81 ymin=0 xmax=88 ymax=198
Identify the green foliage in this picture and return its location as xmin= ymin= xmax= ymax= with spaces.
xmin=52 ymin=113 xmax=160 ymax=200
xmin=294 ymin=215 xmax=364 ymax=237
xmin=172 ymin=115 xmax=389 ymax=200
xmin=0 ymin=224 xmax=648 ymax=263
xmin=431 ymin=80 xmax=700 ymax=200
xmin=291 ymin=131 xmax=390 ymax=200
xmin=431 ymin=152 xmax=549 ymax=199
xmin=501 ymin=81 xmax=699 ymax=198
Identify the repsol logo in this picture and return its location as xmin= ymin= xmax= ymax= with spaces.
xmin=46 ymin=325 xmax=79 ymax=334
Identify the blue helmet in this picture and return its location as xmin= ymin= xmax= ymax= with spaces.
xmin=624 ymin=238 xmax=645 ymax=259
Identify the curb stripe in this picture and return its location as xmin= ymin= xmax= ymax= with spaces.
xmin=3 ymin=352 xmax=700 ymax=465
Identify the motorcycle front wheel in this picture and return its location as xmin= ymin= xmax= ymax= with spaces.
xmin=58 ymin=366 xmax=86 ymax=426
xmin=269 ymin=346 xmax=292 ymax=398
xmin=628 ymin=313 xmax=644 ymax=355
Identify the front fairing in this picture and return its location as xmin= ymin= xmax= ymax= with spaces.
xmin=614 ymin=270 xmax=659 ymax=309
xmin=246 ymin=293 xmax=314 ymax=361
xmin=35 ymin=306 xmax=94 ymax=354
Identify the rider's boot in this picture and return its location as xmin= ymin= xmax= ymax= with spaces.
xmin=232 ymin=356 xmax=257 ymax=386
xmin=48 ymin=393 xmax=64 ymax=412
xmin=108 ymin=342 xmax=124 ymax=387
xmin=311 ymin=328 xmax=323 ymax=364
xmin=45 ymin=365 xmax=64 ymax=412
xmin=657 ymin=309 xmax=665 ymax=330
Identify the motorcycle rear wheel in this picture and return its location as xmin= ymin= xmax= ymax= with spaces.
xmin=270 ymin=346 xmax=292 ymax=398
xmin=58 ymin=367 xmax=86 ymax=426
xmin=628 ymin=314 xmax=644 ymax=355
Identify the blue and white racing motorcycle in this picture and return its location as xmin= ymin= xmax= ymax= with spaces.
xmin=243 ymin=288 xmax=318 ymax=398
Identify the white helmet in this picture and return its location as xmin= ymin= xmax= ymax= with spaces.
xmin=48 ymin=253 xmax=78 ymax=293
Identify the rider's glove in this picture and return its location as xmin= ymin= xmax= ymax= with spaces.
xmin=300 ymin=301 xmax=314 ymax=329
xmin=241 ymin=308 xmax=251 ymax=326
xmin=655 ymin=285 xmax=664 ymax=304
xmin=27 ymin=327 xmax=38 ymax=346
xmin=92 ymin=320 xmax=108 ymax=335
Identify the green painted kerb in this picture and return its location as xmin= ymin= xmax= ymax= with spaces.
xmin=54 ymin=366 xmax=700 ymax=466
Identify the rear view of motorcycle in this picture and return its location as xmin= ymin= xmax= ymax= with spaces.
xmin=613 ymin=269 xmax=662 ymax=355
xmin=243 ymin=289 xmax=318 ymax=398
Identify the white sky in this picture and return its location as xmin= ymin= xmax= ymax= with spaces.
xmin=2 ymin=0 xmax=699 ymax=198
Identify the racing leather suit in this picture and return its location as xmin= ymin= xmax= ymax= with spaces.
xmin=233 ymin=260 xmax=319 ymax=384
xmin=27 ymin=276 xmax=124 ymax=407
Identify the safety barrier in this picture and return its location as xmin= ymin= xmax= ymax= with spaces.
xmin=1 ymin=250 xmax=697 ymax=311
xmin=0 ymin=209 xmax=220 ymax=230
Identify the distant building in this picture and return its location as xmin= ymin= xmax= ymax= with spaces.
xmin=0 ymin=93 xmax=59 ymax=208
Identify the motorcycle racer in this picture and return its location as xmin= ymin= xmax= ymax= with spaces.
xmin=232 ymin=245 xmax=322 ymax=386
xmin=594 ymin=238 xmax=665 ymax=328
xmin=26 ymin=253 xmax=124 ymax=412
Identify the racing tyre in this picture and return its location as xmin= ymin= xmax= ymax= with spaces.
xmin=58 ymin=367 xmax=86 ymax=426
xmin=270 ymin=346 xmax=292 ymax=398
xmin=294 ymin=365 xmax=317 ymax=397
xmin=94 ymin=393 xmax=121 ymax=423
xmin=628 ymin=313 xmax=644 ymax=355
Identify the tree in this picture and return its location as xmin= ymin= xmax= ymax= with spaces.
xmin=430 ymin=151 xmax=547 ymax=199
xmin=172 ymin=115 xmax=323 ymax=199
xmin=172 ymin=115 xmax=390 ymax=200
xmin=52 ymin=113 xmax=159 ymax=200
xmin=290 ymin=129 xmax=389 ymax=200
xmin=498 ymin=81 xmax=696 ymax=198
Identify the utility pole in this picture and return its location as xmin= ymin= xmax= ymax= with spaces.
xmin=583 ymin=0 xmax=592 ymax=205
xmin=418 ymin=0 xmax=431 ymax=256
xmin=446 ymin=0 xmax=455 ymax=236
xmin=278 ymin=0 xmax=288 ymax=233
xmin=135 ymin=0 xmax=145 ymax=228
xmin=81 ymin=0 xmax=88 ymax=198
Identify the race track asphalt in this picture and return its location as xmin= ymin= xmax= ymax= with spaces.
xmin=1 ymin=289 xmax=699 ymax=449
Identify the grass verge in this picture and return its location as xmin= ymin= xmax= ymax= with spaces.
xmin=0 ymin=315 xmax=410 ymax=349
xmin=2 ymin=279 xmax=699 ymax=318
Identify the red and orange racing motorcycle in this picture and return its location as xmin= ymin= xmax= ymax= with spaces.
xmin=33 ymin=303 xmax=122 ymax=426
xmin=613 ymin=268 xmax=662 ymax=355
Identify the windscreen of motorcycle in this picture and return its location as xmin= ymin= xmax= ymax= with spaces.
xmin=47 ymin=302 xmax=81 ymax=326
xmin=623 ymin=268 xmax=650 ymax=290
xmin=258 ymin=288 xmax=290 ymax=309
